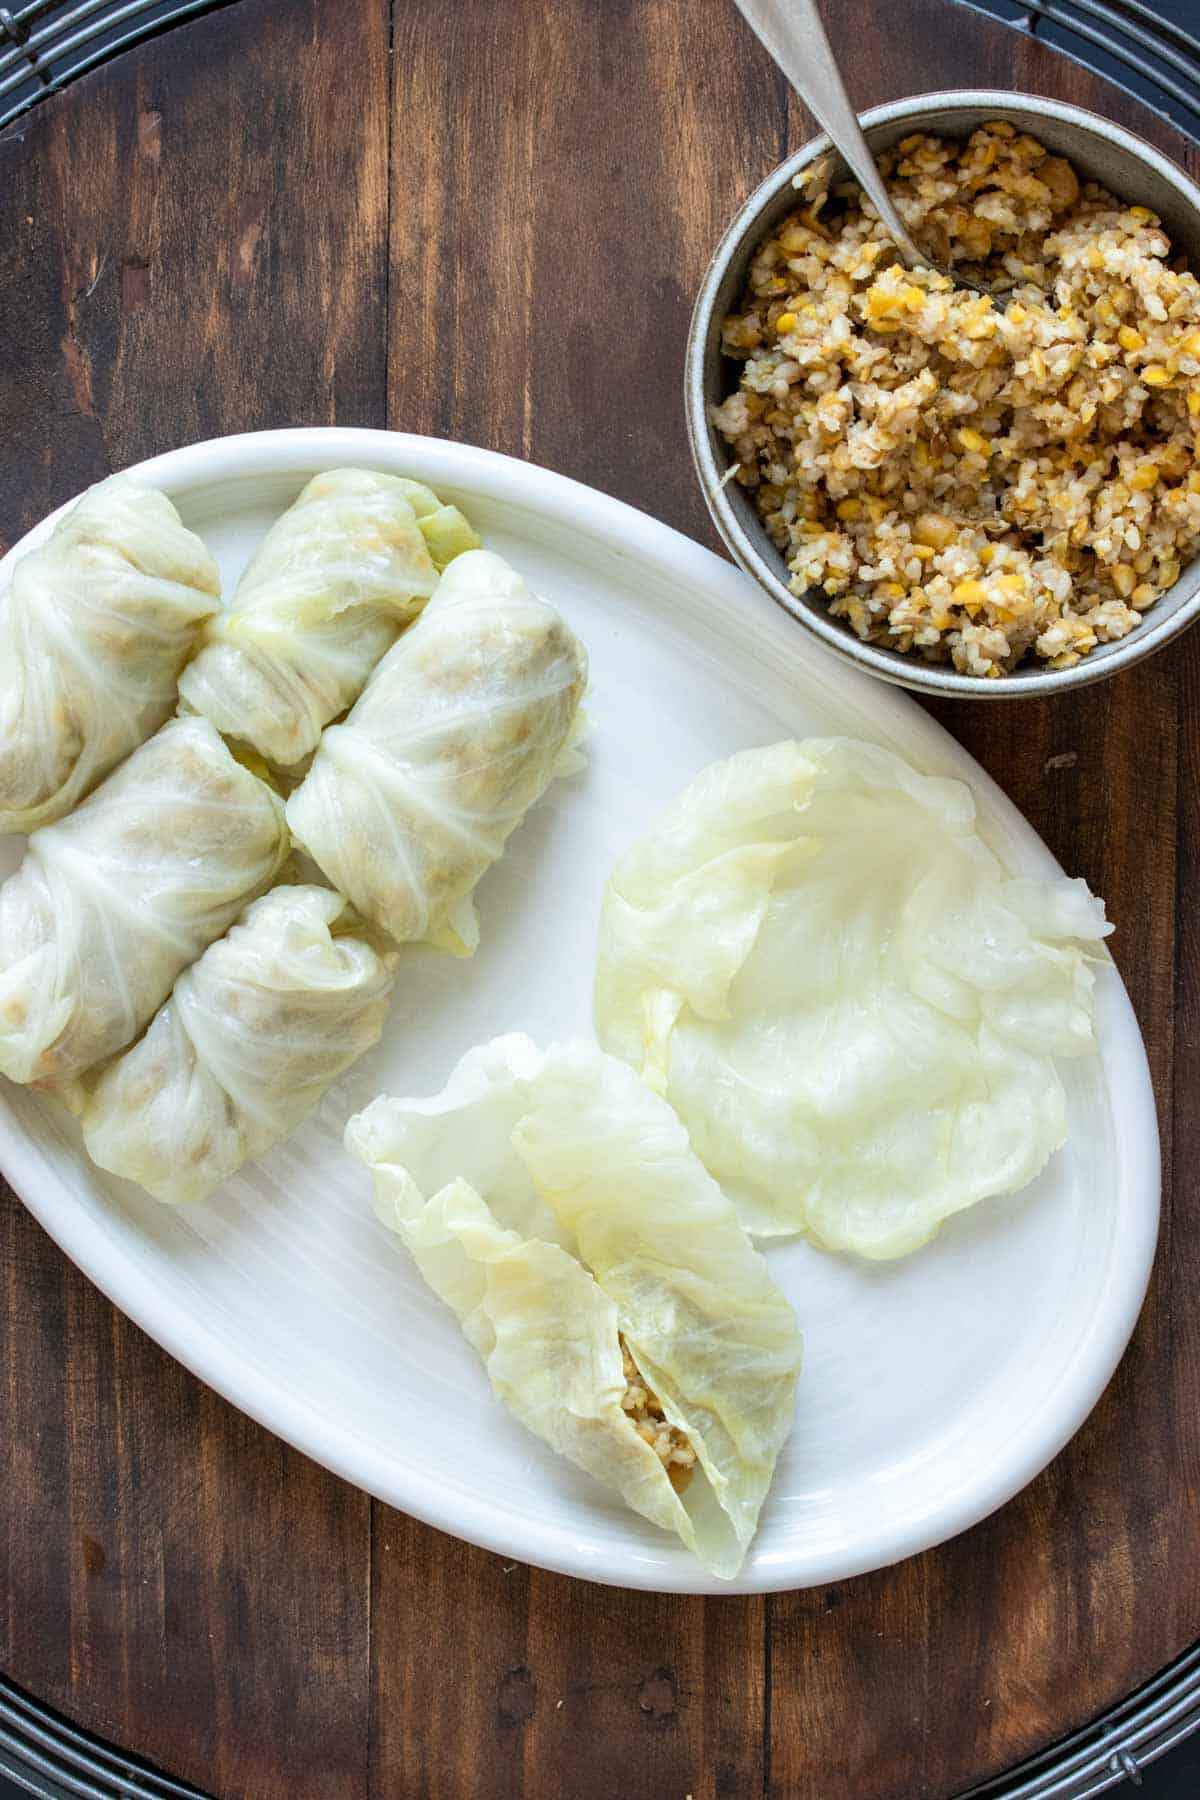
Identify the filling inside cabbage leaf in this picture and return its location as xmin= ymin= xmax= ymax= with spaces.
xmin=179 ymin=468 xmax=479 ymax=769
xmin=287 ymin=548 xmax=587 ymax=955
xmin=0 ymin=716 xmax=289 ymax=1088
xmin=82 ymin=884 xmax=399 ymax=1206
xmin=0 ymin=474 xmax=221 ymax=835
xmin=345 ymin=1035 xmax=802 ymax=1578
xmin=595 ymin=737 xmax=1111 ymax=1259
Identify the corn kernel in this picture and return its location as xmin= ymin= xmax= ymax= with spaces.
xmin=1129 ymin=464 xmax=1160 ymax=491
xmin=775 ymin=311 xmax=798 ymax=334
xmin=1030 ymin=348 xmax=1047 ymax=380
xmin=1181 ymin=330 xmax=1200 ymax=357
xmin=1187 ymin=392 xmax=1200 ymax=418
xmin=835 ymin=498 xmax=862 ymax=520
xmin=911 ymin=543 xmax=936 ymax=560
xmin=1131 ymin=583 xmax=1157 ymax=606
xmin=951 ymin=579 xmax=988 ymax=606
xmin=902 ymin=286 xmax=926 ymax=313
xmin=1111 ymin=564 xmax=1136 ymax=597
xmin=866 ymin=497 xmax=888 ymax=524
xmin=1160 ymin=559 xmax=1181 ymax=586
xmin=979 ymin=544 xmax=997 ymax=566
xmin=877 ymin=581 xmax=905 ymax=599
xmin=1118 ymin=326 xmax=1145 ymax=352
xmin=1096 ymin=297 xmax=1117 ymax=324
xmin=1142 ymin=365 xmax=1173 ymax=387
xmin=1008 ymin=303 xmax=1028 ymax=324
xmin=1190 ymin=472 xmax=1200 ymax=494
xmin=1129 ymin=205 xmax=1153 ymax=222
xmin=957 ymin=427 xmax=990 ymax=454
xmin=996 ymin=574 xmax=1025 ymax=594
xmin=1086 ymin=245 xmax=1105 ymax=271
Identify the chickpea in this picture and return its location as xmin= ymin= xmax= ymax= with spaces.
xmin=912 ymin=512 xmax=959 ymax=551
xmin=1040 ymin=156 xmax=1080 ymax=213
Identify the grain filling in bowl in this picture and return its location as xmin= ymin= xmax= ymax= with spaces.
xmin=711 ymin=124 xmax=1200 ymax=676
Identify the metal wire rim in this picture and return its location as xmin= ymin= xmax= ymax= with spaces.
xmin=962 ymin=0 xmax=1200 ymax=136
xmin=0 ymin=0 xmax=235 ymax=127
xmin=0 ymin=0 xmax=1197 ymax=1793
xmin=0 ymin=1645 xmax=1199 ymax=1797
xmin=1 ymin=0 xmax=1198 ymax=138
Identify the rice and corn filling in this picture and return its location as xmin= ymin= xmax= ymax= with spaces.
xmin=619 ymin=1338 xmax=697 ymax=1492
xmin=712 ymin=123 xmax=1200 ymax=676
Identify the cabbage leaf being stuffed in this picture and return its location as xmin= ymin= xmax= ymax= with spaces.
xmin=345 ymin=1036 xmax=801 ymax=1578
xmin=596 ymin=738 xmax=1111 ymax=1259
xmin=178 ymin=468 xmax=479 ymax=768
xmin=82 ymin=885 xmax=399 ymax=1205
xmin=0 ymin=474 xmax=221 ymax=834
xmin=287 ymin=548 xmax=587 ymax=954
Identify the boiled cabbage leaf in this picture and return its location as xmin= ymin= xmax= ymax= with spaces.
xmin=0 ymin=716 xmax=288 ymax=1087
xmin=287 ymin=548 xmax=587 ymax=954
xmin=179 ymin=468 xmax=477 ymax=767
xmin=345 ymin=1036 xmax=801 ymax=1578
xmin=0 ymin=474 xmax=220 ymax=834
xmin=596 ymin=737 xmax=1111 ymax=1258
xmin=82 ymin=885 xmax=399 ymax=1204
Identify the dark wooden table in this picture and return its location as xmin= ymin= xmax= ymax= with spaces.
xmin=1 ymin=2 xmax=1198 ymax=1796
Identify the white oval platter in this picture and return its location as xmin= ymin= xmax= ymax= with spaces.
xmin=0 ymin=427 xmax=1160 ymax=1595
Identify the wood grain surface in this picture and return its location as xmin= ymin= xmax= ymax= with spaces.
xmin=0 ymin=2 xmax=1197 ymax=1796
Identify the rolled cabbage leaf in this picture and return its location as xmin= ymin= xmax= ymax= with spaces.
xmin=595 ymin=737 xmax=1112 ymax=1259
xmin=82 ymin=885 xmax=399 ymax=1205
xmin=178 ymin=468 xmax=479 ymax=767
xmin=286 ymin=548 xmax=587 ymax=953
xmin=345 ymin=1035 xmax=801 ymax=1578
xmin=0 ymin=716 xmax=288 ymax=1087
xmin=0 ymin=474 xmax=221 ymax=834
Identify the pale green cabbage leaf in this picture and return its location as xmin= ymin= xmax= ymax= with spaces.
xmin=0 ymin=475 xmax=220 ymax=835
xmin=179 ymin=468 xmax=478 ymax=768
xmin=0 ymin=716 xmax=288 ymax=1088
xmin=287 ymin=549 xmax=587 ymax=955
xmin=595 ymin=738 xmax=1111 ymax=1259
xmin=82 ymin=885 xmax=399 ymax=1205
xmin=345 ymin=1035 xmax=801 ymax=1578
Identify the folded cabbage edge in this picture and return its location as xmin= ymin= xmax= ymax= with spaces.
xmin=595 ymin=736 xmax=1112 ymax=1259
xmin=177 ymin=469 xmax=476 ymax=769
xmin=0 ymin=715 xmax=289 ymax=1088
xmin=80 ymin=884 xmax=400 ymax=1206
xmin=345 ymin=1037 xmax=802 ymax=1579
xmin=286 ymin=549 xmax=588 ymax=954
xmin=0 ymin=474 xmax=222 ymax=834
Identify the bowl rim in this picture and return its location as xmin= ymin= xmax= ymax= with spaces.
xmin=686 ymin=87 xmax=1200 ymax=699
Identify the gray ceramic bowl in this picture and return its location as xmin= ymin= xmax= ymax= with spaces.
xmin=686 ymin=91 xmax=1200 ymax=698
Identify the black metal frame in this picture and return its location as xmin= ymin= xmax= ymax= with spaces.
xmin=0 ymin=0 xmax=1199 ymax=1796
xmin=1 ymin=1645 xmax=1200 ymax=1799
xmin=963 ymin=0 xmax=1200 ymax=137
xmin=0 ymin=1675 xmax=204 ymax=1798
xmin=0 ymin=0 xmax=240 ymax=130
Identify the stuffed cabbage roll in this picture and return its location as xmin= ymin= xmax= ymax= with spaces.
xmin=81 ymin=885 xmax=399 ymax=1205
xmin=0 ymin=716 xmax=288 ymax=1088
xmin=286 ymin=549 xmax=587 ymax=953
xmin=596 ymin=737 xmax=1112 ymax=1258
xmin=178 ymin=468 xmax=479 ymax=767
xmin=0 ymin=474 xmax=221 ymax=834
xmin=345 ymin=1036 xmax=801 ymax=1579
